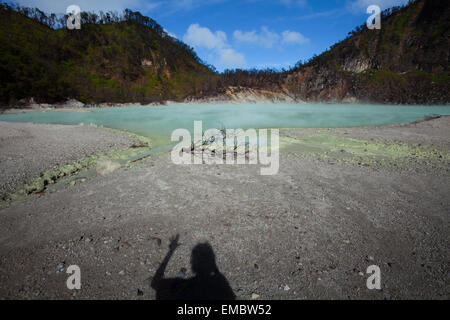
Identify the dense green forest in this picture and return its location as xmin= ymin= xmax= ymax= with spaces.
xmin=0 ymin=3 xmax=217 ymax=105
xmin=0 ymin=0 xmax=448 ymax=106
xmin=284 ymin=0 xmax=450 ymax=104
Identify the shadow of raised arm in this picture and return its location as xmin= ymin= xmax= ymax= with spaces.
xmin=151 ymin=234 xmax=180 ymax=290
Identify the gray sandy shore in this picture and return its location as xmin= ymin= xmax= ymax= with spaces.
xmin=0 ymin=122 xmax=139 ymax=199
xmin=0 ymin=118 xmax=448 ymax=300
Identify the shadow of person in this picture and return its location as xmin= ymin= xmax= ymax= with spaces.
xmin=151 ymin=234 xmax=236 ymax=300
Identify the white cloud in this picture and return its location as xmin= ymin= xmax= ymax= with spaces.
xmin=183 ymin=24 xmax=246 ymax=69
xmin=234 ymin=27 xmax=309 ymax=47
xmin=164 ymin=29 xmax=177 ymax=39
xmin=257 ymin=27 xmax=280 ymax=48
xmin=184 ymin=24 xmax=227 ymax=50
xmin=234 ymin=27 xmax=280 ymax=48
xmin=233 ymin=30 xmax=259 ymax=43
xmin=219 ymin=48 xmax=246 ymax=68
xmin=347 ymin=0 xmax=409 ymax=13
xmin=281 ymin=30 xmax=309 ymax=44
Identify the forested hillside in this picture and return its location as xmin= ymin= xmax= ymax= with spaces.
xmin=0 ymin=3 xmax=217 ymax=105
xmin=283 ymin=0 xmax=450 ymax=104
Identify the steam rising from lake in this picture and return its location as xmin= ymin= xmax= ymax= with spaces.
xmin=1 ymin=103 xmax=449 ymax=146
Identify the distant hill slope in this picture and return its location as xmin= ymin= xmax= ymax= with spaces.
xmin=283 ymin=0 xmax=450 ymax=104
xmin=0 ymin=4 xmax=215 ymax=106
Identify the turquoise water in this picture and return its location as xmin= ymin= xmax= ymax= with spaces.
xmin=1 ymin=103 xmax=449 ymax=145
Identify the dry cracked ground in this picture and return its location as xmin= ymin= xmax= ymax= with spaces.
xmin=0 ymin=118 xmax=449 ymax=300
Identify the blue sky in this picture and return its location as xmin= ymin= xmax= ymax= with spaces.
xmin=14 ymin=0 xmax=409 ymax=71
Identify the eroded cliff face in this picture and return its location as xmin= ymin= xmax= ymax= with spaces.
xmin=141 ymin=51 xmax=172 ymax=79
xmin=283 ymin=66 xmax=358 ymax=103
xmin=223 ymin=87 xmax=296 ymax=103
xmin=185 ymin=86 xmax=297 ymax=104
xmin=341 ymin=57 xmax=372 ymax=73
xmin=282 ymin=0 xmax=450 ymax=104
